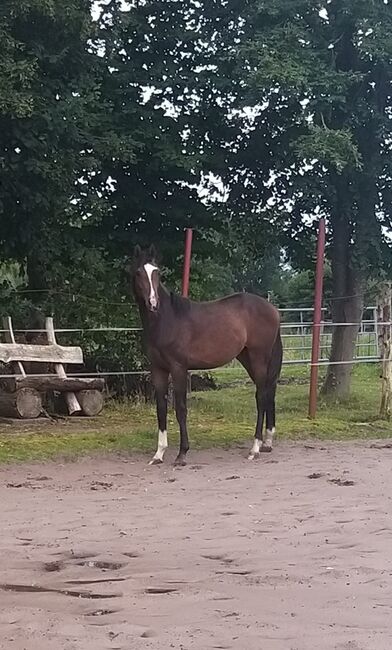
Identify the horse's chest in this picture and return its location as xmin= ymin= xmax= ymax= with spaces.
xmin=147 ymin=338 xmax=181 ymax=369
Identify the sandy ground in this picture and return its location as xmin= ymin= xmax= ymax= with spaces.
xmin=1 ymin=441 xmax=392 ymax=650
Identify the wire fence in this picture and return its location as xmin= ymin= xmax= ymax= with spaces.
xmin=0 ymin=305 xmax=385 ymax=379
xmin=279 ymin=305 xmax=380 ymax=364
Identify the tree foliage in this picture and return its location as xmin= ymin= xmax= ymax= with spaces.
xmin=0 ymin=0 xmax=391 ymax=399
xmin=0 ymin=0 xmax=117 ymax=286
xmin=204 ymin=0 xmax=392 ymax=396
xmin=0 ymin=0 xmax=250 ymax=389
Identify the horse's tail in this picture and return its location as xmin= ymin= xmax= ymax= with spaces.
xmin=267 ymin=329 xmax=283 ymax=386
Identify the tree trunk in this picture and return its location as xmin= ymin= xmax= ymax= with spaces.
xmin=26 ymin=252 xmax=47 ymax=303
xmin=322 ymin=290 xmax=363 ymax=398
xmin=321 ymin=179 xmax=364 ymax=399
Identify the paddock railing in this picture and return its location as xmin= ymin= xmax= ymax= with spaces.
xmin=0 ymin=305 xmax=384 ymax=380
xmin=279 ymin=306 xmax=379 ymax=364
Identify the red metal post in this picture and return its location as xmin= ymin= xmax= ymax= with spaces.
xmin=308 ymin=218 xmax=326 ymax=419
xmin=181 ymin=228 xmax=193 ymax=297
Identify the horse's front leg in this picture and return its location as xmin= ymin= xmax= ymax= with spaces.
xmin=149 ymin=366 xmax=169 ymax=465
xmin=172 ymin=367 xmax=189 ymax=466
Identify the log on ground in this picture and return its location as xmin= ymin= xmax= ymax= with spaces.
xmin=77 ymin=390 xmax=104 ymax=417
xmin=0 ymin=388 xmax=42 ymax=419
xmin=12 ymin=376 xmax=105 ymax=393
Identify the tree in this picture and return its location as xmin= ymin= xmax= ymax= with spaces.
xmin=0 ymin=6 xmax=36 ymax=118
xmin=207 ymin=0 xmax=392 ymax=398
xmin=4 ymin=0 xmax=389 ymax=405
xmin=0 ymin=0 xmax=251 ymax=389
xmin=0 ymin=0 xmax=133 ymax=293
xmin=89 ymin=0 xmax=251 ymax=266
xmin=0 ymin=0 xmax=278 ymax=295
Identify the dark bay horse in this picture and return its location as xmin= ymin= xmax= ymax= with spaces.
xmin=131 ymin=245 xmax=283 ymax=466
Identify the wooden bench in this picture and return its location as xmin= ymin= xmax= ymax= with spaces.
xmin=0 ymin=316 xmax=105 ymax=419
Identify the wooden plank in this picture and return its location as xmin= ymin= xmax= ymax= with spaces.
xmin=2 ymin=317 xmax=26 ymax=376
xmin=45 ymin=317 xmax=81 ymax=414
xmin=0 ymin=343 xmax=83 ymax=365
xmin=13 ymin=376 xmax=105 ymax=392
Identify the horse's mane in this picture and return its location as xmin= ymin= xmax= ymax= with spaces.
xmin=157 ymin=282 xmax=191 ymax=315
xmin=170 ymin=291 xmax=191 ymax=315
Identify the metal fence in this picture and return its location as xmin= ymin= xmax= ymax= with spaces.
xmin=279 ymin=306 xmax=379 ymax=364
xmin=0 ymin=305 xmax=382 ymax=379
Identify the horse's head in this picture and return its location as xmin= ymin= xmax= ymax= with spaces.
xmin=131 ymin=244 xmax=161 ymax=312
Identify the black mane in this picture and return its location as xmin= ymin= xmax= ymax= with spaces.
xmin=170 ymin=290 xmax=191 ymax=315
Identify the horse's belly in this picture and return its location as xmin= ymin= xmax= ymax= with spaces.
xmin=188 ymin=357 xmax=236 ymax=370
xmin=186 ymin=338 xmax=244 ymax=370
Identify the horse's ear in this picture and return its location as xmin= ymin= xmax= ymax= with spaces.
xmin=134 ymin=244 xmax=142 ymax=259
xmin=148 ymin=244 xmax=157 ymax=261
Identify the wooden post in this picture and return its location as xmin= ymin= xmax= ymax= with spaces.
xmin=3 ymin=317 xmax=26 ymax=377
xmin=45 ymin=317 xmax=81 ymax=415
xmin=181 ymin=228 xmax=193 ymax=298
xmin=379 ymin=283 xmax=392 ymax=419
xmin=308 ymin=218 xmax=326 ymax=418
xmin=182 ymin=228 xmax=193 ymax=396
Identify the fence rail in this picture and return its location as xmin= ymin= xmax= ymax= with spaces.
xmin=0 ymin=306 xmax=384 ymax=378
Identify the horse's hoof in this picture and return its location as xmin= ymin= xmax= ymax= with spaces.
xmin=260 ymin=445 xmax=272 ymax=453
xmin=149 ymin=458 xmax=163 ymax=466
xmin=247 ymin=452 xmax=260 ymax=461
xmin=174 ymin=456 xmax=187 ymax=467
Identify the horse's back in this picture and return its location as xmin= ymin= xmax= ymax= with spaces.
xmin=204 ymin=292 xmax=279 ymax=327
xmin=233 ymin=292 xmax=280 ymax=346
xmin=190 ymin=291 xmax=279 ymax=350
xmin=198 ymin=291 xmax=276 ymax=311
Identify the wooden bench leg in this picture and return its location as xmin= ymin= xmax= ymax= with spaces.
xmin=3 ymin=316 xmax=26 ymax=378
xmin=45 ymin=317 xmax=81 ymax=415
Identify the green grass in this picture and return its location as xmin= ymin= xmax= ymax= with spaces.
xmin=0 ymin=364 xmax=390 ymax=464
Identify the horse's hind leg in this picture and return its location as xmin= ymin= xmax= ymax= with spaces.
xmin=262 ymin=333 xmax=282 ymax=452
xmin=261 ymin=382 xmax=277 ymax=452
xmin=237 ymin=349 xmax=268 ymax=460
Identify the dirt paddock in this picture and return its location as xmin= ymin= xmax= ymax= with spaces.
xmin=1 ymin=441 xmax=392 ymax=650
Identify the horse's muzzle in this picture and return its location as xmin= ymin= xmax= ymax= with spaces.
xmin=148 ymin=300 xmax=159 ymax=312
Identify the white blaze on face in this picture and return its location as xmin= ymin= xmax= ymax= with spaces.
xmin=144 ymin=263 xmax=158 ymax=309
